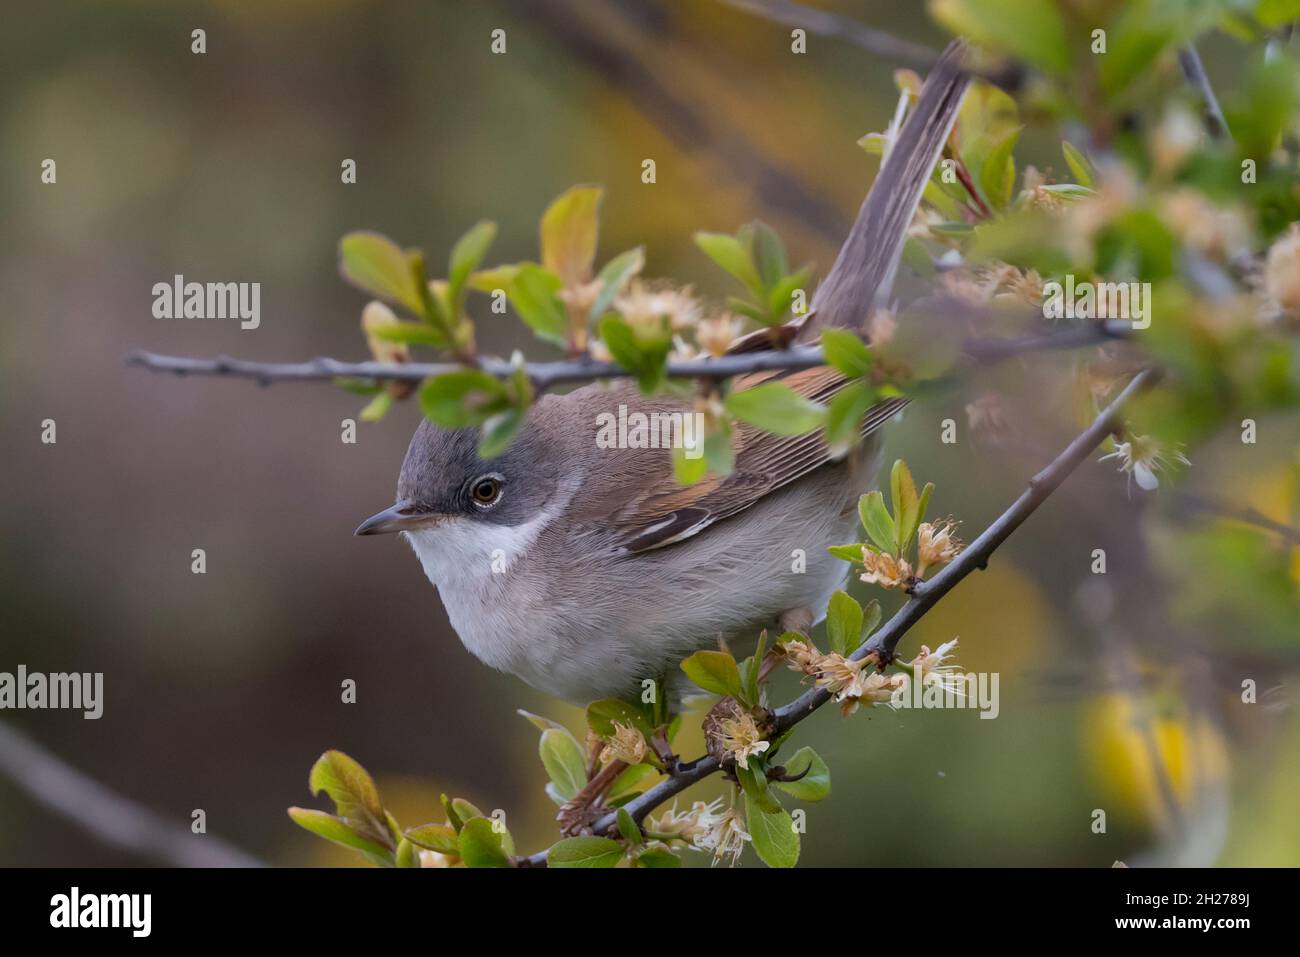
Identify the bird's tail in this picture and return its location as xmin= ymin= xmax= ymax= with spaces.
xmin=800 ymin=39 xmax=970 ymax=339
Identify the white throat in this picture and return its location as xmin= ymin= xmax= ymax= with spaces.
xmin=402 ymin=514 xmax=548 ymax=588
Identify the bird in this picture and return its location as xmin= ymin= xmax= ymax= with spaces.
xmin=356 ymin=41 xmax=971 ymax=707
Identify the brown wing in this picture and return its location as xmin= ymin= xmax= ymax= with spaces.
xmin=614 ymin=366 xmax=907 ymax=553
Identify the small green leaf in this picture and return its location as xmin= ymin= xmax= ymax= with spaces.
xmin=288 ymin=808 xmax=393 ymax=862
xmin=725 ymin=382 xmax=826 ymax=436
xmin=616 ymin=808 xmax=643 ymax=844
xmin=419 ymin=370 xmax=510 ymax=428
xmin=404 ymin=823 xmax=459 ymax=854
xmin=597 ymin=313 xmax=671 ymax=393
xmin=452 ymin=798 xmax=485 ymax=823
xmin=825 ymin=381 xmax=875 ymax=452
xmin=694 ymin=231 xmax=763 ymax=297
xmin=679 ymin=650 xmax=744 ymax=699
xmin=589 ymin=247 xmax=645 ymax=321
xmin=358 ymin=392 xmax=393 ymax=423
xmin=547 ymin=836 xmax=625 ymax=868
xmin=457 ymin=817 xmax=511 ymax=868
xmin=1061 ymin=141 xmax=1096 ymax=189
xmin=365 ymin=320 xmax=449 ymax=347
xmin=828 ymin=543 xmax=865 ymax=562
xmin=773 ymin=747 xmax=831 ymax=802
xmin=586 ymin=698 xmax=653 ymax=738
xmin=395 ymin=838 xmax=420 ymax=868
xmin=506 ymin=263 xmax=569 ymax=347
xmin=448 ymin=219 xmax=497 ymax=314
xmin=609 ymin=762 xmax=659 ymax=800
xmin=820 ymin=329 xmax=874 ymax=378
xmin=861 ymin=598 xmax=882 ymax=638
xmin=541 ymin=185 xmax=603 ymax=287
xmin=858 ymin=491 xmax=897 ymax=555
xmin=744 ymin=793 xmax=799 ymax=868
xmin=307 ymin=751 xmax=388 ymax=844
xmin=750 ymin=221 xmax=788 ymax=291
xmin=339 ymin=231 xmax=423 ymax=315
xmin=826 ymin=590 xmax=864 ymax=656
xmin=635 ymin=846 xmax=682 ymax=867
xmin=540 ymin=728 xmax=588 ymax=803
xmin=890 ymin=460 xmax=921 ymax=552
xmin=477 ymin=407 xmax=524 ymax=459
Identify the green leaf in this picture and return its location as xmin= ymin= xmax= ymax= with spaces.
xmin=820 ymin=329 xmax=874 ymax=378
xmin=395 ymin=838 xmax=420 ymax=868
xmin=750 ymin=221 xmax=788 ymax=291
xmin=744 ymin=793 xmax=800 ymax=868
xmin=452 ymin=798 xmax=485 ymax=823
xmin=767 ymin=267 xmax=812 ymax=321
xmin=773 ymin=747 xmax=831 ymax=802
xmin=694 ymin=231 xmax=763 ymax=298
xmin=539 ymin=728 xmax=588 ymax=803
xmin=861 ymin=598 xmax=882 ymax=638
xmin=287 ymin=808 xmax=393 ymax=862
xmin=826 ymin=590 xmax=863 ymax=656
xmin=977 ymin=126 xmax=1020 ymax=211
xmin=825 ymin=381 xmax=875 ymax=452
xmin=589 ymin=246 xmax=645 ymax=321
xmin=358 ymin=392 xmax=393 ymax=423
xmin=889 ymin=460 xmax=921 ymax=552
xmin=673 ymin=443 xmax=709 ymax=485
xmin=365 ymin=320 xmax=449 ymax=347
xmin=307 ymin=751 xmax=388 ymax=845
xmin=608 ymin=762 xmax=659 ymax=800
xmin=597 ymin=313 xmax=671 ymax=393
xmin=506 ymin=263 xmax=569 ymax=347
xmin=339 ymin=231 xmax=423 ymax=315
xmin=858 ymin=491 xmax=897 ymax=555
xmin=679 ymin=650 xmax=745 ymax=699
xmin=635 ymin=846 xmax=682 ymax=867
xmin=419 ymin=369 xmax=510 ymax=428
xmin=448 ymin=219 xmax=497 ymax=314
xmin=725 ymin=382 xmax=826 ymax=436
xmin=828 ymin=543 xmax=864 ymax=562
xmin=616 ymin=808 xmax=643 ymax=844
xmin=541 ymin=185 xmax=603 ymax=287
xmin=931 ymin=0 xmax=1071 ymax=76
xmin=1061 ymin=141 xmax=1096 ymax=189
xmin=457 ymin=817 xmax=511 ymax=868
xmin=403 ymin=823 xmax=459 ymax=854
xmin=586 ymin=698 xmax=653 ymax=738
xmin=477 ymin=407 xmax=524 ymax=459
xmin=736 ymin=761 xmax=782 ymax=814
xmin=547 ymin=836 xmax=625 ymax=868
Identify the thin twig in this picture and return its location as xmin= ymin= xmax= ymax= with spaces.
xmin=521 ymin=368 xmax=1153 ymax=865
xmin=1177 ymin=46 xmax=1230 ymax=141
xmin=125 ymin=322 xmax=1127 ymax=392
xmin=0 ymin=721 xmax=263 ymax=867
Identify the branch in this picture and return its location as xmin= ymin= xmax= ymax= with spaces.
xmin=0 ymin=721 xmax=263 ymax=867
xmin=125 ymin=322 xmax=1127 ymax=391
xmin=1177 ymin=45 xmax=1230 ymax=141
xmin=522 ymin=366 xmax=1153 ymax=865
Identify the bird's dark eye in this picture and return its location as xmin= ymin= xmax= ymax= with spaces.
xmin=470 ymin=475 xmax=502 ymax=507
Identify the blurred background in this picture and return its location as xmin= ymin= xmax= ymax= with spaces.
xmin=1 ymin=0 xmax=1297 ymax=867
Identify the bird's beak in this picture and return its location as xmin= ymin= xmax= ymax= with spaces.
xmin=354 ymin=501 xmax=439 ymax=536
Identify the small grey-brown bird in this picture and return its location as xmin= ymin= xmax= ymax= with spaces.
xmin=357 ymin=41 xmax=971 ymax=704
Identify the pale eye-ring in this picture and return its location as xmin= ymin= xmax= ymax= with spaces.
xmin=469 ymin=474 xmax=504 ymax=508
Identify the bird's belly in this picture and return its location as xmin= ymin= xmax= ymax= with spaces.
xmin=470 ymin=471 xmax=868 ymax=702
